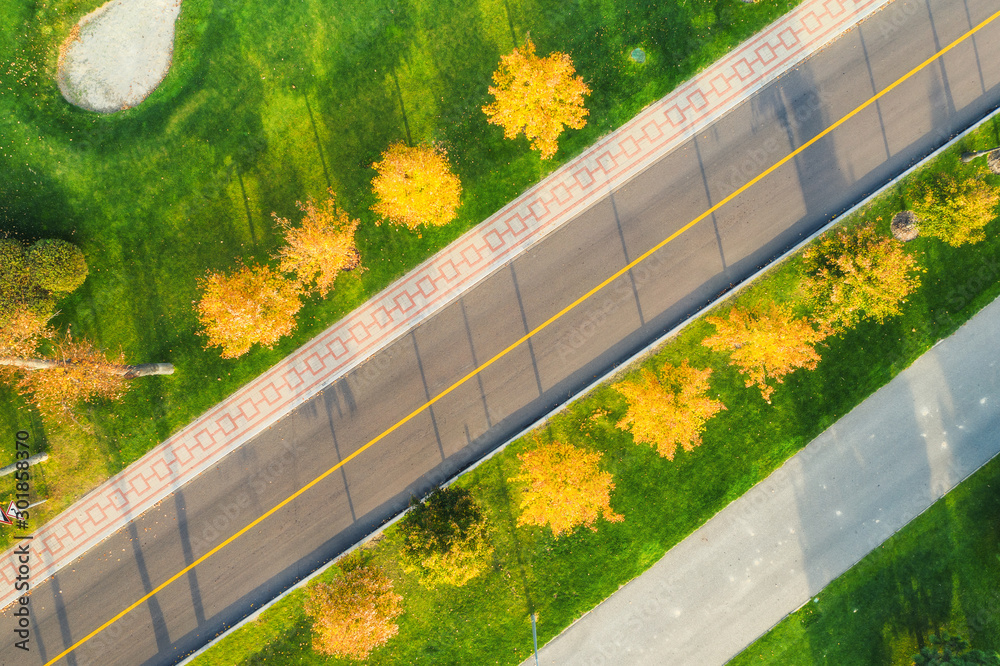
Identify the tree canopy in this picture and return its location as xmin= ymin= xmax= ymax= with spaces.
xmin=272 ymin=190 xmax=362 ymax=297
xmin=6 ymin=332 xmax=130 ymax=423
xmin=371 ymin=142 xmax=462 ymax=229
xmin=0 ymin=237 xmax=88 ymax=326
xmin=196 ymin=263 xmax=302 ymax=358
xmin=305 ymin=564 xmax=404 ymax=660
xmin=483 ymin=38 xmax=591 ymax=160
xmin=702 ymin=304 xmax=829 ymax=403
xmin=26 ymin=238 xmax=89 ymax=293
xmin=801 ymin=223 xmax=922 ymax=330
xmin=912 ymin=632 xmax=1000 ymax=665
xmin=0 ymin=237 xmax=169 ymax=423
xmin=509 ymin=440 xmax=623 ymax=537
xmin=614 ymin=361 xmax=726 ymax=460
xmin=397 ymin=486 xmax=494 ymax=589
xmin=911 ymin=172 xmax=999 ymax=247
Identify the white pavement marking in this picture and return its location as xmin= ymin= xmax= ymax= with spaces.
xmin=0 ymin=0 xmax=896 ymax=610
xmin=529 ymin=299 xmax=1000 ymax=666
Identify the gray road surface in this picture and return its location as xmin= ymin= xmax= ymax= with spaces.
xmin=4 ymin=0 xmax=1000 ymax=664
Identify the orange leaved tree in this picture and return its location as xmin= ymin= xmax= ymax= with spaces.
xmin=802 ymin=223 xmax=922 ymax=330
xmin=1 ymin=330 xmax=173 ymax=423
xmin=482 ymin=38 xmax=591 ymax=159
xmin=910 ymin=172 xmax=1000 ymax=247
xmin=614 ymin=361 xmax=726 ymax=460
xmin=0 ymin=238 xmax=172 ymax=424
xmin=702 ymin=304 xmax=829 ymax=403
xmin=196 ymin=264 xmax=302 ymax=358
xmin=272 ymin=190 xmax=362 ymax=297
xmin=305 ymin=564 xmax=404 ymax=660
xmin=371 ymin=142 xmax=462 ymax=229
xmin=509 ymin=440 xmax=622 ymax=537
xmin=0 ymin=306 xmax=50 ymax=361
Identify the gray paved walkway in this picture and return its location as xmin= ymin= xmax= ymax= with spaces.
xmin=531 ymin=297 xmax=1000 ymax=665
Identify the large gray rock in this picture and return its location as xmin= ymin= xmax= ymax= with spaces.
xmin=57 ymin=0 xmax=183 ymax=113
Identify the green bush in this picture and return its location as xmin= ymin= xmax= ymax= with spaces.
xmin=0 ymin=239 xmax=41 ymax=322
xmin=0 ymin=238 xmax=82 ymax=326
xmin=26 ymin=239 xmax=89 ymax=293
xmin=397 ymin=487 xmax=494 ymax=589
xmin=0 ymin=239 xmax=31 ymax=297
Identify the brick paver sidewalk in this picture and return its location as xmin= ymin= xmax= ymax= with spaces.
xmin=0 ymin=0 xmax=895 ymax=609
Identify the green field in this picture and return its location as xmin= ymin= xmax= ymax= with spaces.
xmin=730 ymin=452 xmax=1000 ymax=664
xmin=192 ymin=117 xmax=1000 ymax=664
xmin=0 ymin=0 xmax=800 ymax=540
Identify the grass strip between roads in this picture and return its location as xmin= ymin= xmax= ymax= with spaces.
xmin=44 ymin=9 xmax=1000 ymax=666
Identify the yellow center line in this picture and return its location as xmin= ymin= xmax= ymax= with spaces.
xmin=44 ymin=8 xmax=1000 ymax=665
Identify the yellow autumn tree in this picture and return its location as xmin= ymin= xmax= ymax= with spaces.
xmin=801 ymin=223 xmax=922 ymax=330
xmin=509 ymin=440 xmax=622 ymax=537
xmin=305 ymin=564 xmax=404 ymax=661
xmin=702 ymin=304 xmax=829 ymax=403
xmin=0 ymin=239 xmax=171 ymax=424
xmin=1 ymin=331 xmax=171 ymax=424
xmin=371 ymin=142 xmax=462 ymax=229
xmin=7 ymin=333 xmax=129 ymax=421
xmin=614 ymin=361 xmax=726 ymax=460
xmin=0 ymin=305 xmax=49 ymax=361
xmin=196 ymin=264 xmax=302 ymax=359
xmin=911 ymin=172 xmax=1000 ymax=247
xmin=483 ymin=38 xmax=591 ymax=159
xmin=272 ymin=190 xmax=362 ymax=297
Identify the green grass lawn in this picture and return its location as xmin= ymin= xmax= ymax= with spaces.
xmin=730 ymin=454 xmax=1000 ymax=665
xmin=0 ymin=0 xmax=800 ymax=546
xmin=191 ymin=118 xmax=1000 ymax=665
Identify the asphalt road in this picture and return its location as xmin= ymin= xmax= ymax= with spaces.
xmin=530 ymin=274 xmax=1000 ymax=666
xmin=5 ymin=0 xmax=1000 ymax=664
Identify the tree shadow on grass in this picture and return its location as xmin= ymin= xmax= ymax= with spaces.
xmin=309 ymin=0 xmax=419 ymax=207
xmin=801 ymin=489 xmax=958 ymax=662
xmin=485 ymin=459 xmax=537 ymax=621
xmin=952 ymin=465 xmax=1000 ymax=648
xmin=242 ymin=611 xmax=315 ymax=666
xmin=0 ymin=161 xmax=75 ymax=240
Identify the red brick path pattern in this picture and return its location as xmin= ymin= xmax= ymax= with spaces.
xmin=0 ymin=0 xmax=894 ymax=609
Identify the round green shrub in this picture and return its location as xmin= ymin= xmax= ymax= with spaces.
xmin=26 ymin=239 xmax=88 ymax=293
xmin=0 ymin=239 xmax=32 ymax=316
xmin=0 ymin=239 xmax=28 ymax=287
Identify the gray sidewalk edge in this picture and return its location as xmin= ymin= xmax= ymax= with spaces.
xmin=179 ymin=59 xmax=1000 ymax=666
xmin=724 ymin=440 xmax=1000 ymax=665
